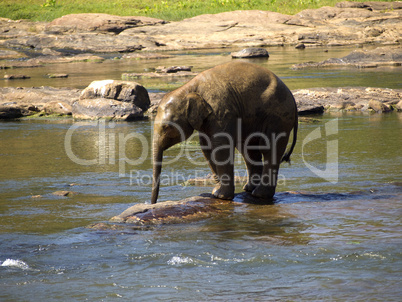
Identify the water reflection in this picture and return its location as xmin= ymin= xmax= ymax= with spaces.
xmin=202 ymin=202 xmax=310 ymax=246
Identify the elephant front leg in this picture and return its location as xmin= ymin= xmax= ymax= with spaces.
xmin=212 ymin=166 xmax=235 ymax=200
xmin=199 ymin=134 xmax=219 ymax=184
xmin=210 ymin=140 xmax=235 ymax=200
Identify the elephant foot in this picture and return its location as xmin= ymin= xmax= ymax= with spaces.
xmin=212 ymin=184 xmax=234 ymax=200
xmin=251 ymin=185 xmax=276 ymax=200
xmin=243 ymin=182 xmax=257 ymax=193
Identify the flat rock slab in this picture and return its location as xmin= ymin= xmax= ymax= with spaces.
xmin=0 ymin=86 xmax=80 ymax=118
xmin=90 ymin=185 xmax=402 ymax=230
xmin=0 ymin=54 xmax=105 ymax=69
xmin=109 ymin=192 xmax=282 ymax=226
xmin=72 ymin=98 xmax=145 ymax=121
xmin=292 ymin=46 xmax=402 ymax=69
xmin=123 ymin=5 xmax=402 ymax=51
xmin=293 ymin=87 xmax=402 ymax=113
xmin=1 ymin=3 xmax=402 ymax=58
xmin=46 ymin=13 xmax=165 ymax=34
xmin=1 ymin=86 xmax=400 ymax=119
xmin=46 ymin=73 xmax=69 ymax=78
xmin=110 ymin=195 xmax=235 ymax=225
xmin=4 ymin=74 xmax=30 ymax=80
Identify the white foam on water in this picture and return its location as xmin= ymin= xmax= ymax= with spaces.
xmin=1 ymin=259 xmax=30 ymax=270
xmin=167 ymin=256 xmax=194 ymax=265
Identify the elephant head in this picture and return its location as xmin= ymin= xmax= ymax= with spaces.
xmin=151 ymin=91 xmax=213 ymax=204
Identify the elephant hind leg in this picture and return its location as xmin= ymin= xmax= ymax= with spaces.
xmin=251 ymin=161 xmax=279 ymax=200
xmin=251 ymin=136 xmax=288 ymax=200
xmin=242 ymin=149 xmax=263 ymax=192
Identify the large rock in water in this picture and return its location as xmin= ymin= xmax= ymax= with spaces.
xmin=72 ymin=80 xmax=150 ymax=121
xmin=72 ymin=98 xmax=144 ymax=121
xmin=231 ymin=48 xmax=269 ymax=59
xmin=109 ymin=192 xmax=274 ymax=225
xmin=110 ymin=195 xmax=234 ymax=225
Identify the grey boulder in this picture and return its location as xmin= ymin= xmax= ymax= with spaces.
xmin=73 ymin=80 xmax=150 ymax=121
xmin=231 ymin=48 xmax=269 ymax=59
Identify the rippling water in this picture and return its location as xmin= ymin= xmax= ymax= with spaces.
xmin=1 ymin=47 xmax=401 ymax=301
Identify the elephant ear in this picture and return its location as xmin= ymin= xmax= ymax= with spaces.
xmin=185 ymin=93 xmax=213 ymax=130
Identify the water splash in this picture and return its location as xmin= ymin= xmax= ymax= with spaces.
xmin=167 ymin=256 xmax=194 ymax=265
xmin=1 ymin=259 xmax=30 ymax=270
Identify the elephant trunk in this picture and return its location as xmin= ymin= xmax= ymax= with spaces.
xmin=151 ymin=138 xmax=163 ymax=204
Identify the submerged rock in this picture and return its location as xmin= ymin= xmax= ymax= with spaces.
xmin=52 ymin=190 xmax=77 ymax=197
xmin=109 ymin=192 xmax=281 ymax=226
xmin=46 ymin=73 xmax=69 ymax=78
xmin=122 ymin=67 xmax=197 ymax=80
xmin=4 ymin=74 xmax=30 ymax=80
xmin=98 ymin=187 xmax=402 ymax=227
xmin=155 ymin=66 xmax=193 ymax=73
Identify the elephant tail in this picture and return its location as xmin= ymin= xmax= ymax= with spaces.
xmin=281 ymin=109 xmax=298 ymax=163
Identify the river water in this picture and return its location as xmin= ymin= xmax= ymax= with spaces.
xmin=1 ymin=47 xmax=401 ymax=301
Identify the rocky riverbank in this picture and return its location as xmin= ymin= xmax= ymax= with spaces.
xmin=1 ymin=1 xmax=401 ymax=68
xmin=1 ymin=84 xmax=401 ymax=120
xmin=292 ymin=46 xmax=402 ymax=69
xmin=1 ymin=2 xmax=401 ymax=119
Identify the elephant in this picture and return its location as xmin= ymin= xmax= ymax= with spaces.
xmin=151 ymin=61 xmax=298 ymax=204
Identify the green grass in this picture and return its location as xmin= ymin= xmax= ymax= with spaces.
xmin=0 ymin=0 xmax=395 ymax=22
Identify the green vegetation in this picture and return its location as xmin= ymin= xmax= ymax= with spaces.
xmin=0 ymin=0 xmax=394 ymax=22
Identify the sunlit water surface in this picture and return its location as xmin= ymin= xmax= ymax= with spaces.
xmin=1 ymin=47 xmax=401 ymax=301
